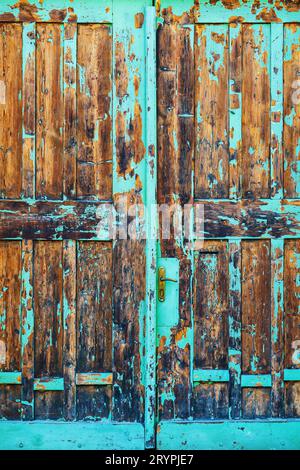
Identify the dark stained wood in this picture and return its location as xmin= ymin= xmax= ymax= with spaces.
xmin=77 ymin=25 xmax=112 ymax=200
xmin=34 ymin=241 xmax=63 ymax=419
xmin=242 ymin=389 xmax=271 ymax=419
xmin=242 ymin=24 xmax=270 ymax=198
xmin=36 ymin=24 xmax=63 ymax=200
xmin=0 ymin=24 xmax=22 ymax=198
xmin=76 ymin=242 xmax=112 ymax=419
xmin=195 ymin=25 xmax=229 ymax=199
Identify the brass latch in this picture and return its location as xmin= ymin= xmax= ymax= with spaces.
xmin=158 ymin=266 xmax=178 ymax=302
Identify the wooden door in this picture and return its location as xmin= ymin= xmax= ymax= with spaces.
xmin=0 ymin=0 xmax=156 ymax=450
xmin=156 ymin=1 xmax=300 ymax=450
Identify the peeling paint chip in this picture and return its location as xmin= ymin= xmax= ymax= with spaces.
xmin=0 ymin=340 xmax=6 ymax=364
xmin=0 ymin=80 xmax=5 ymax=105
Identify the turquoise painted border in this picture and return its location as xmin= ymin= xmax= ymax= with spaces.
xmin=241 ymin=374 xmax=272 ymax=388
xmin=0 ymin=422 xmax=144 ymax=450
xmin=193 ymin=369 xmax=229 ymax=383
xmin=157 ymin=421 xmax=300 ymax=450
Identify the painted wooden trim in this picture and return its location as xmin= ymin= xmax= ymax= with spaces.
xmin=193 ymin=369 xmax=229 ymax=383
xmin=284 ymin=369 xmax=300 ymax=382
xmin=33 ymin=377 xmax=64 ymax=391
xmin=75 ymin=372 xmax=113 ymax=386
xmin=0 ymin=372 xmax=22 ymax=385
xmin=0 ymin=422 xmax=144 ymax=450
xmin=145 ymin=5 xmax=157 ymax=450
xmin=1 ymin=199 xmax=299 ymax=239
xmin=157 ymin=420 xmax=300 ymax=450
xmin=241 ymin=374 xmax=272 ymax=388
xmin=0 ymin=1 xmax=113 ymax=23
xmin=157 ymin=1 xmax=300 ymax=24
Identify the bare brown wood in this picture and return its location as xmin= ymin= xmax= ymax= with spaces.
xmin=195 ymin=25 xmax=229 ymax=199
xmin=0 ymin=24 xmax=22 ymax=199
xmin=36 ymin=24 xmax=63 ymax=200
xmin=77 ymin=25 xmax=112 ymax=200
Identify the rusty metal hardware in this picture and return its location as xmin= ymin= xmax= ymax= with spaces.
xmin=158 ymin=266 xmax=178 ymax=302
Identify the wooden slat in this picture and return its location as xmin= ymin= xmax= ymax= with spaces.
xmin=228 ymin=239 xmax=242 ymax=419
xmin=241 ymin=240 xmax=271 ymax=419
xmin=0 ymin=372 xmax=21 ymax=385
xmin=0 ymin=23 xmax=22 ymax=198
xmin=271 ymin=239 xmax=284 ymax=417
xmin=242 ymin=24 xmax=270 ymax=198
xmin=63 ymin=23 xmax=77 ymax=199
xmin=36 ymin=24 xmax=63 ymax=200
xmin=62 ymin=240 xmax=76 ymax=420
xmin=0 ymin=241 xmax=22 ymax=419
xmin=22 ymin=23 xmax=36 ymax=199
xmin=77 ymin=25 xmax=112 ymax=200
xmin=193 ymin=370 xmax=229 ymax=383
xmin=195 ymin=24 xmax=229 ymax=199
xmin=241 ymin=374 xmax=272 ymax=388
xmin=34 ymin=241 xmax=63 ymax=419
xmin=283 ymin=24 xmax=300 ymax=198
xmin=229 ymin=23 xmax=242 ymax=199
xmin=0 ymin=199 xmax=300 ymax=240
xmin=34 ymin=377 xmax=64 ymax=392
xmin=76 ymin=373 xmax=113 ymax=386
xmin=76 ymin=242 xmax=112 ymax=420
xmin=284 ymin=239 xmax=300 ymax=417
xmin=21 ymin=240 xmax=34 ymax=420
xmin=270 ymin=24 xmax=283 ymax=199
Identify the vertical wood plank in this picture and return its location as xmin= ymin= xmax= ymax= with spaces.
xmin=271 ymin=239 xmax=284 ymax=417
xmin=228 ymin=239 xmax=242 ymax=419
xmin=195 ymin=24 xmax=229 ymax=199
xmin=283 ymin=24 xmax=300 ymax=198
xmin=63 ymin=23 xmax=77 ymax=200
xmin=21 ymin=240 xmax=34 ymax=420
xmin=63 ymin=240 xmax=76 ymax=421
xmin=36 ymin=24 xmax=63 ymax=200
xmin=77 ymin=25 xmax=112 ymax=200
xmin=229 ymin=23 xmax=242 ymax=200
xmin=76 ymin=242 xmax=112 ymax=420
xmin=0 ymin=242 xmax=22 ymax=419
xmin=242 ymin=240 xmax=271 ymax=419
xmin=22 ymin=23 xmax=36 ymax=199
xmin=270 ymin=24 xmax=283 ymax=200
xmin=34 ymin=241 xmax=63 ymax=419
xmin=0 ymin=24 xmax=22 ymax=199
xmin=242 ymin=24 xmax=270 ymax=198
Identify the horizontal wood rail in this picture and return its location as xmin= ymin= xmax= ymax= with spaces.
xmin=0 ymin=372 xmax=113 ymax=389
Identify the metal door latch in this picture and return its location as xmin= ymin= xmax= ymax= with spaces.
xmin=158 ymin=266 xmax=178 ymax=302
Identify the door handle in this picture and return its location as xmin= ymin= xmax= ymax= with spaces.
xmin=158 ymin=266 xmax=178 ymax=302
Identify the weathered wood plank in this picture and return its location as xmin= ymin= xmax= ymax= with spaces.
xmin=195 ymin=24 xmax=229 ymax=199
xmin=77 ymin=25 xmax=112 ymax=200
xmin=0 ymin=199 xmax=300 ymax=239
xmin=76 ymin=241 xmax=112 ymax=420
xmin=283 ymin=24 xmax=300 ymax=198
xmin=63 ymin=240 xmax=76 ymax=420
xmin=0 ymin=241 xmax=22 ymax=419
xmin=36 ymin=24 xmax=63 ymax=200
xmin=22 ymin=23 xmax=36 ymax=199
xmin=21 ymin=240 xmax=34 ymax=420
xmin=34 ymin=241 xmax=63 ymax=419
xmin=63 ymin=23 xmax=77 ymax=200
xmin=0 ymin=23 xmax=22 ymax=199
xmin=241 ymin=240 xmax=271 ymax=419
xmin=242 ymin=24 xmax=270 ymax=198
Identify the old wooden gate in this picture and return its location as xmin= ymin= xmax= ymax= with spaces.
xmin=0 ymin=0 xmax=300 ymax=451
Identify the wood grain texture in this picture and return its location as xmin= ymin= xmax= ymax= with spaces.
xmin=34 ymin=241 xmax=63 ymax=419
xmin=76 ymin=241 xmax=112 ymax=420
xmin=242 ymin=24 xmax=270 ymax=198
xmin=0 ymin=24 xmax=22 ymax=198
xmin=36 ymin=24 xmax=63 ymax=200
xmin=77 ymin=25 xmax=112 ymax=200
xmin=195 ymin=25 xmax=229 ymax=199
xmin=0 ymin=242 xmax=22 ymax=419
xmin=157 ymin=23 xmax=194 ymax=204
xmin=284 ymin=24 xmax=300 ymax=198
